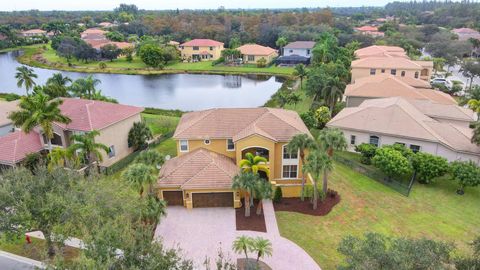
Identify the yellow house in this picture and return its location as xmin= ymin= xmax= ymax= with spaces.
xmin=237 ymin=44 xmax=278 ymax=64
xmin=179 ymin=39 xmax=224 ymax=62
xmin=156 ymin=108 xmax=312 ymax=209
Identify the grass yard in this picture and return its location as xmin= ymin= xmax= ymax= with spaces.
xmin=283 ymin=84 xmax=313 ymax=114
xmin=276 ymin=162 xmax=480 ymax=270
xmin=142 ymin=113 xmax=180 ymax=136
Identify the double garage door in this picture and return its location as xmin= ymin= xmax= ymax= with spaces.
xmin=162 ymin=191 xmax=234 ymax=208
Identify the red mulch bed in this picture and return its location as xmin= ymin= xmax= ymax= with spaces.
xmin=273 ymin=192 xmax=341 ymax=216
xmin=236 ymin=199 xmax=267 ymax=232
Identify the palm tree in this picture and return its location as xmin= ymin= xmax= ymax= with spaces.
xmin=8 ymin=93 xmax=71 ymax=152
xmin=47 ymin=147 xmax=78 ymax=170
xmin=15 ymin=66 xmax=38 ymax=96
xmin=252 ymin=237 xmax=273 ymax=263
xmin=286 ymin=134 xmax=316 ymax=201
xmin=275 ymin=36 xmax=288 ymax=55
xmin=45 ymin=73 xmax=71 ymax=98
xmin=232 ymin=236 xmax=253 ymax=260
xmin=232 ymin=172 xmax=260 ymax=217
xmin=239 ymin=152 xmax=269 ymax=177
xmin=317 ymin=128 xmax=347 ymax=193
xmin=322 ymin=76 xmax=346 ymax=114
xmin=68 ymin=130 xmax=109 ymax=167
xmin=302 ymin=150 xmax=332 ymax=209
xmin=293 ymin=64 xmax=308 ymax=90
xmin=254 ymin=181 xmax=273 ymax=215
xmin=468 ymin=99 xmax=480 ymax=114
xmin=70 ymin=75 xmax=101 ymax=99
xmin=141 ymin=196 xmax=167 ymax=225
xmin=122 ymin=163 xmax=157 ymax=197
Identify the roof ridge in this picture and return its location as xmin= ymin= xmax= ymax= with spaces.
xmin=85 ymin=100 xmax=95 ymax=131
xmin=160 ymin=148 xmax=205 ymax=179
xmin=180 ymin=152 xmax=220 ymax=188
xmin=266 ymin=107 xmax=306 ymax=133
xmin=175 ymin=109 xmax=217 ymax=138
xmin=12 ymin=134 xmax=18 ymax=164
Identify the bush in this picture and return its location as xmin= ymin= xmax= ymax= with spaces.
xmin=314 ymin=106 xmax=331 ymax=129
xmin=99 ymin=62 xmax=107 ymax=69
xmin=372 ymin=147 xmax=413 ymax=179
xmin=300 ymin=111 xmax=317 ymax=129
xmin=212 ymin=56 xmax=225 ymax=66
xmin=0 ymin=93 xmax=21 ymax=101
xmin=450 ymin=160 xmax=480 ymax=195
xmin=384 ymin=143 xmax=414 ymax=159
xmin=22 ymin=152 xmax=43 ymax=173
xmin=273 ymin=186 xmax=283 ymax=203
xmin=355 ymin=143 xmax=377 ymax=165
xmin=256 ymin=57 xmax=267 ymax=68
xmin=303 ymin=185 xmax=326 ymax=202
xmin=411 ymin=152 xmax=449 ymax=184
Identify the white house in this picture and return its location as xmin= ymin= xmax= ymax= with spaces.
xmin=282 ymin=41 xmax=316 ymax=57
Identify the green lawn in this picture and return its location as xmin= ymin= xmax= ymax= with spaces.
xmin=276 ymin=162 xmax=480 ymax=270
xmin=142 ymin=113 xmax=180 ymax=136
xmin=283 ymin=84 xmax=313 ymax=114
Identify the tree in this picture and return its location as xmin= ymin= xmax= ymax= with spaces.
xmin=122 ymin=163 xmax=157 ymax=197
xmin=316 ymin=128 xmax=347 ymax=193
xmin=292 ymin=64 xmax=308 ymax=90
xmin=239 ymin=152 xmax=269 ymax=177
xmin=372 ymin=147 xmax=413 ymax=179
xmin=68 ymin=130 xmax=109 ymax=167
xmin=232 ymin=236 xmax=254 ymax=260
xmin=138 ymin=44 xmax=164 ymax=68
xmin=0 ymin=166 xmax=81 ymax=257
xmin=322 ymin=75 xmax=346 ymax=113
xmin=354 ymin=143 xmax=377 ymax=165
xmin=411 ymin=152 xmax=449 ymax=184
xmin=286 ymin=92 xmax=301 ymax=108
xmin=45 ymin=73 xmax=71 ymax=98
xmin=302 ymin=150 xmax=332 ymax=209
xmin=229 ymin=36 xmax=241 ymax=49
xmin=460 ymin=60 xmax=480 ymax=90
xmin=432 ymin=57 xmax=446 ymax=75
xmin=286 ymin=134 xmax=316 ymax=201
xmin=122 ymin=46 xmax=134 ymax=62
xmin=222 ymin=48 xmax=241 ymax=64
xmin=47 ymin=147 xmax=78 ymax=170
xmin=128 ymin=121 xmax=153 ymax=151
xmin=15 ymin=66 xmax=37 ymax=96
xmin=450 ymin=160 xmax=480 ymax=195
xmin=254 ymin=180 xmax=273 ymax=215
xmin=275 ymin=36 xmax=288 ymax=55
xmin=8 ymin=93 xmax=71 ymax=152
xmin=252 ymin=237 xmax=273 ymax=263
xmin=135 ymin=150 xmax=164 ymax=168
xmin=337 ymin=232 xmax=453 ymax=270
xmin=468 ymin=99 xmax=480 ymax=114
xmin=100 ymin=44 xmax=122 ymax=61
xmin=314 ymin=106 xmax=331 ymax=129
xmin=70 ymin=75 xmax=101 ymax=99
xmin=232 ymin=172 xmax=260 ymax=217
xmin=106 ymin=31 xmax=125 ymax=42
xmin=256 ymin=57 xmax=267 ymax=68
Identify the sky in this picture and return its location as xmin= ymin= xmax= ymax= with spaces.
xmin=2 ymin=0 xmax=398 ymax=11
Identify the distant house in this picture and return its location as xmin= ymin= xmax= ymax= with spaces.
xmin=0 ymin=98 xmax=144 ymax=168
xmin=354 ymin=26 xmax=385 ymax=37
xmin=237 ymin=44 xmax=278 ymax=64
xmin=351 ymin=45 xmax=433 ymax=82
xmin=344 ymin=74 xmax=457 ymax=107
xmin=81 ymin=28 xmax=107 ymax=40
xmin=452 ymin=28 xmax=480 ymax=41
xmin=20 ymin=29 xmax=46 ymax=38
xmin=179 ymin=39 xmax=224 ymax=62
xmin=98 ymin=22 xmax=115 ymax=28
xmin=80 ymin=28 xmax=132 ymax=51
xmin=327 ymin=97 xmax=480 ymax=163
xmin=276 ymin=41 xmax=315 ymax=66
xmin=168 ymin=40 xmax=180 ymax=48
xmin=0 ymin=100 xmax=19 ymax=136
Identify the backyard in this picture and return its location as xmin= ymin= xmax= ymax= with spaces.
xmin=276 ymin=161 xmax=480 ymax=270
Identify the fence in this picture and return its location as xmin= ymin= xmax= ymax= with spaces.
xmin=333 ymin=154 xmax=416 ymax=196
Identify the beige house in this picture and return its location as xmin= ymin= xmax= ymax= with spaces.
xmin=237 ymin=44 xmax=278 ymax=64
xmin=344 ymin=74 xmax=457 ymax=107
xmin=0 ymin=100 xmax=19 ymax=136
xmin=351 ymin=45 xmax=433 ymax=82
xmin=20 ymin=29 xmax=47 ymax=37
xmin=327 ymin=97 xmax=480 ymax=163
xmin=179 ymin=39 xmax=224 ymax=62
xmin=0 ymin=98 xmax=143 ymax=168
xmin=157 ymin=108 xmax=312 ymax=208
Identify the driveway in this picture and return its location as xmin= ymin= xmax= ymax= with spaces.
xmin=154 ymin=202 xmax=320 ymax=270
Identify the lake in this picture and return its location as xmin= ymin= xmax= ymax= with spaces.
xmin=0 ymin=51 xmax=284 ymax=111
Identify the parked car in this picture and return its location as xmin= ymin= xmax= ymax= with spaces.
xmin=430 ymin=77 xmax=453 ymax=88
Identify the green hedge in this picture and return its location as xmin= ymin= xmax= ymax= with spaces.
xmin=143 ymin=107 xmax=185 ymax=117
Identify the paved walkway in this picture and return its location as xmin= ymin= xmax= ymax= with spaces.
xmin=155 ymin=201 xmax=321 ymax=270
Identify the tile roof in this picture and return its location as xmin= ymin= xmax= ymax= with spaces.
xmin=355 ymin=26 xmax=380 ymax=32
xmin=180 ymin=39 xmax=224 ymax=47
xmin=55 ymin=98 xmax=143 ymax=132
xmin=21 ymin=29 xmax=46 ymax=34
xmin=327 ymin=97 xmax=480 ymax=155
xmin=86 ymin=39 xmax=133 ymax=49
xmin=237 ymin=44 xmax=277 ymax=56
xmin=173 ymin=108 xmax=311 ymax=142
xmin=345 ymin=75 xmax=456 ymax=105
xmin=0 ymin=100 xmax=19 ymax=127
xmin=351 ymin=57 xmax=430 ymax=69
xmin=355 ymin=45 xmax=407 ymax=59
xmin=0 ymin=131 xmax=43 ymax=165
xmin=452 ymin=28 xmax=479 ymax=34
xmin=157 ymin=148 xmax=238 ymax=190
xmin=284 ymin=41 xmax=316 ymax=49
xmin=410 ymin=99 xmax=476 ymax=123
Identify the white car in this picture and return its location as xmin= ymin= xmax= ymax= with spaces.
xmin=430 ymin=78 xmax=453 ymax=88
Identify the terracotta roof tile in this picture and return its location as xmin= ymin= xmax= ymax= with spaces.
xmin=237 ymin=44 xmax=277 ymax=56
xmin=0 ymin=131 xmax=43 ymax=165
xmin=355 ymin=45 xmax=407 ymax=59
xmin=180 ymin=39 xmax=223 ymax=47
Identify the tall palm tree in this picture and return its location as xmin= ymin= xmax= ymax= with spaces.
xmin=252 ymin=237 xmax=273 ymax=263
xmin=254 ymin=180 xmax=273 ymax=215
xmin=47 ymin=73 xmax=72 ymax=87
xmin=239 ymin=152 xmax=270 ymax=177
xmin=322 ymin=76 xmax=346 ymax=114
xmin=232 ymin=236 xmax=253 ymax=260
xmin=293 ymin=64 xmax=308 ymax=90
xmin=468 ymin=99 xmax=480 ymax=114
xmin=302 ymin=150 xmax=332 ymax=209
xmin=68 ymin=130 xmax=109 ymax=167
xmin=70 ymin=75 xmax=101 ymax=99
xmin=232 ymin=172 xmax=260 ymax=217
xmin=47 ymin=147 xmax=78 ymax=170
xmin=15 ymin=66 xmax=38 ymax=96
xmin=317 ymin=128 xmax=347 ymax=193
xmin=275 ymin=36 xmax=288 ymax=55
xmin=8 ymin=93 xmax=71 ymax=152
xmin=286 ymin=134 xmax=316 ymax=201
xmin=122 ymin=163 xmax=157 ymax=197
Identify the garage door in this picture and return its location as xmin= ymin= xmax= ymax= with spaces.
xmin=163 ymin=191 xmax=184 ymax=206
xmin=192 ymin=192 xmax=234 ymax=208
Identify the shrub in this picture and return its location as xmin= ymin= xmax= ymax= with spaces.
xmin=300 ymin=111 xmax=317 ymax=129
xmin=212 ymin=56 xmax=225 ymax=66
xmin=327 ymin=189 xmax=338 ymax=198
xmin=22 ymin=152 xmax=43 ymax=173
xmin=314 ymin=106 xmax=331 ymax=129
xmin=273 ymin=186 xmax=283 ymax=203
xmin=384 ymin=143 xmax=414 ymax=159
xmin=256 ymin=57 xmax=267 ymax=68
xmin=372 ymin=147 xmax=413 ymax=179
xmin=99 ymin=62 xmax=107 ymax=69
xmin=355 ymin=143 xmax=377 ymax=165
xmin=128 ymin=122 xmax=153 ymax=151
xmin=135 ymin=150 xmax=164 ymax=168
xmin=450 ymin=160 xmax=480 ymax=195
xmin=411 ymin=152 xmax=449 ymax=184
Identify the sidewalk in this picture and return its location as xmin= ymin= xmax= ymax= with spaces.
xmin=0 ymin=250 xmax=45 ymax=270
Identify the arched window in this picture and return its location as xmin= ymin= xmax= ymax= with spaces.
xmin=414 ymin=71 xmax=419 ymax=79
xmin=401 ymin=71 xmax=406 ymax=77
xmin=369 ymin=135 xmax=380 ymax=147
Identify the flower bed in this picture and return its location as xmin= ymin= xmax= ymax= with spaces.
xmin=236 ymin=199 xmax=267 ymax=232
xmin=273 ymin=191 xmax=340 ymax=216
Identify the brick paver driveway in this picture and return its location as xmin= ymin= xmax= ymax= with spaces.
xmin=154 ymin=202 xmax=320 ymax=270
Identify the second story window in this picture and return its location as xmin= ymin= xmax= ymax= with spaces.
xmin=370 ymin=69 xmax=376 ymax=75
xmin=283 ymin=145 xmax=298 ymax=159
xmin=180 ymin=140 xmax=189 ymax=152
xmin=226 ymin=139 xmax=235 ymax=151
xmin=193 ymin=46 xmax=199 ymax=50
xmin=381 ymin=69 xmax=386 ymax=73
xmin=391 ymin=69 xmax=397 ymax=76
xmin=410 ymin=144 xmax=421 ymax=153
xmin=415 ymin=71 xmax=419 ymax=78
xmin=401 ymin=71 xmax=406 ymax=77
xmin=209 ymin=46 xmax=213 ymax=50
